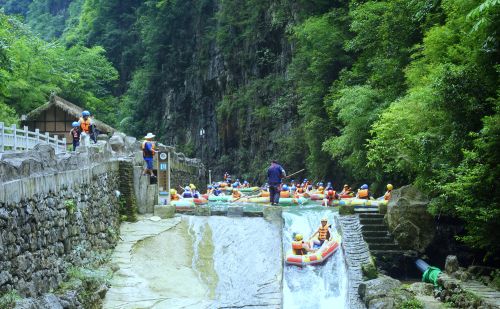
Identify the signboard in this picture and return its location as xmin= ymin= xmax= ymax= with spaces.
xmin=157 ymin=151 xmax=171 ymax=205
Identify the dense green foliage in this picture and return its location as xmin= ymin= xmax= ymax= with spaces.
xmin=0 ymin=0 xmax=499 ymax=258
xmin=0 ymin=12 xmax=118 ymax=125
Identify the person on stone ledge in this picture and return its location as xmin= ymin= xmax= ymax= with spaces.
xmin=267 ymin=160 xmax=286 ymax=205
xmin=70 ymin=121 xmax=81 ymax=151
xmin=141 ymin=133 xmax=156 ymax=178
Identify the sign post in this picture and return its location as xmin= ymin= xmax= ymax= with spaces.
xmin=157 ymin=151 xmax=169 ymax=205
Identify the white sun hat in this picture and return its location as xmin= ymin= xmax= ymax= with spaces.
xmin=144 ymin=133 xmax=156 ymax=139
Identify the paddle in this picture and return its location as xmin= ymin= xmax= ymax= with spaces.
xmin=283 ymin=168 xmax=305 ymax=180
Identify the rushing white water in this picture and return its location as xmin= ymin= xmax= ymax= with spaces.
xmin=282 ymin=207 xmax=349 ymax=309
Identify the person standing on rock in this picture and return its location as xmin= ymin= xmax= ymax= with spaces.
xmin=141 ymin=133 xmax=156 ymax=178
xmin=267 ymin=160 xmax=286 ymax=205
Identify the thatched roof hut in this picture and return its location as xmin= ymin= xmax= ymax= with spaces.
xmin=22 ymin=94 xmax=116 ymax=143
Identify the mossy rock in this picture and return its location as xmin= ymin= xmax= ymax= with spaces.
xmin=362 ymin=259 xmax=378 ymax=280
xmin=339 ymin=205 xmax=355 ymax=215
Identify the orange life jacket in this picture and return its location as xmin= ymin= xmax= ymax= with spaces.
xmin=318 ymin=225 xmax=330 ymax=240
xmin=220 ymin=182 xmax=227 ymax=188
xmin=327 ymin=190 xmax=336 ymax=197
xmin=261 ymin=191 xmax=270 ymax=197
xmin=292 ymin=241 xmax=306 ymax=255
xmin=171 ymin=194 xmax=180 ymax=201
xmin=141 ymin=141 xmax=155 ymax=158
xmin=280 ymin=191 xmax=290 ymax=198
xmin=358 ymin=189 xmax=369 ymax=199
xmin=297 ymin=187 xmax=304 ymax=193
xmin=384 ymin=190 xmax=392 ymax=201
xmin=232 ymin=191 xmax=241 ymax=198
xmin=79 ymin=117 xmax=91 ymax=133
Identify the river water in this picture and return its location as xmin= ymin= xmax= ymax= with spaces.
xmin=282 ymin=207 xmax=348 ymax=309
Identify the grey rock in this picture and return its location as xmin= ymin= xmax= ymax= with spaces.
xmin=0 ymin=270 xmax=12 ymax=285
xmin=358 ymin=275 xmax=401 ymax=305
xmin=386 ymin=185 xmax=434 ymax=252
xmin=154 ymin=205 xmax=175 ymax=219
xmin=445 ymin=255 xmax=460 ymax=274
xmin=408 ymin=282 xmax=434 ymax=296
xmin=368 ymin=297 xmax=395 ymax=309
xmin=109 ymin=134 xmax=125 ymax=152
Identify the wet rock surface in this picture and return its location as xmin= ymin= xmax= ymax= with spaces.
xmin=104 ymin=215 xmax=282 ymax=308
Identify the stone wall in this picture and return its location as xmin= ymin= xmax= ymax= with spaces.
xmin=0 ymin=135 xmax=205 ymax=299
xmin=0 ymin=144 xmax=121 ymax=298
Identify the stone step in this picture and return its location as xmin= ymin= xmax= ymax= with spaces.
xmin=370 ymin=249 xmax=406 ymax=256
xmin=359 ymin=217 xmax=384 ymax=225
xmin=364 ymin=236 xmax=394 ymax=243
xmin=358 ymin=213 xmax=385 ymax=219
xmin=361 ymin=224 xmax=387 ymax=231
xmin=362 ymin=230 xmax=389 ymax=237
xmin=367 ymin=243 xmax=400 ymax=250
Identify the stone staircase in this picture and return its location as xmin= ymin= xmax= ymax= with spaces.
xmin=359 ymin=212 xmax=417 ymax=278
xmin=337 ymin=215 xmax=372 ymax=309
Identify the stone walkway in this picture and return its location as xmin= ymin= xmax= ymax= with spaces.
xmin=338 ymin=215 xmax=372 ymax=309
xmin=440 ymin=274 xmax=500 ymax=308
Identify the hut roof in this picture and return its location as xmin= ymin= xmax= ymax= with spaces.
xmin=26 ymin=94 xmax=116 ymax=133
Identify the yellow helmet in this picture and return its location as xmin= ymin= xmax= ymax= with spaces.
xmin=387 ymin=184 xmax=393 ymax=190
xmin=321 ymin=217 xmax=328 ymax=222
xmin=295 ymin=234 xmax=303 ymax=241
xmin=189 ymin=184 xmax=196 ymax=189
xmin=170 ymin=189 xmax=177 ymax=195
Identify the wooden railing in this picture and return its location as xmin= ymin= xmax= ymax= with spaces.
xmin=0 ymin=122 xmax=67 ymax=154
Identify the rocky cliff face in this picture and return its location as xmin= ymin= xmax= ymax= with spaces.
xmin=123 ymin=0 xmax=303 ymax=181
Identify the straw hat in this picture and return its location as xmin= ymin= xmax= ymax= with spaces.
xmin=144 ymin=133 xmax=155 ymax=139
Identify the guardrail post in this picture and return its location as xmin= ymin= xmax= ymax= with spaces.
xmin=35 ymin=128 xmax=40 ymax=146
xmin=12 ymin=124 xmax=17 ymax=151
xmin=54 ymin=135 xmax=59 ymax=153
xmin=24 ymin=126 xmax=29 ymax=150
xmin=62 ymin=137 xmax=67 ymax=153
xmin=45 ymin=132 xmax=50 ymax=144
xmin=0 ymin=122 xmax=4 ymax=152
